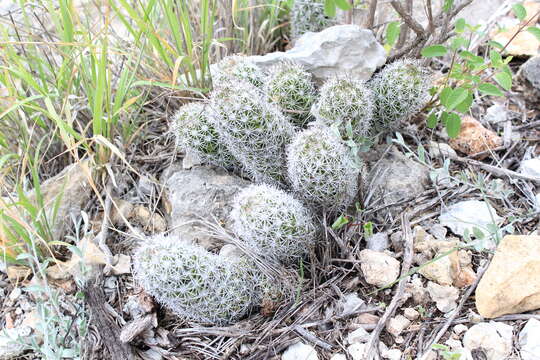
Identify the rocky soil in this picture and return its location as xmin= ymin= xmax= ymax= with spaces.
xmin=1 ymin=2 xmax=540 ymax=360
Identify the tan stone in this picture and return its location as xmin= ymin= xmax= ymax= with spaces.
xmin=358 ymin=249 xmax=400 ymax=288
xmin=6 ymin=265 xmax=31 ymax=283
xmin=449 ymin=116 xmax=502 ymax=158
xmin=476 ymin=235 xmax=540 ymax=318
xmin=419 ymin=254 xmax=453 ymax=286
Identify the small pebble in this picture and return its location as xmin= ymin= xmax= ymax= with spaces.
xmin=453 ymin=324 xmax=468 ymax=335
xmin=403 ymin=308 xmax=420 ymax=321
xmin=9 ymin=287 xmax=22 ymax=301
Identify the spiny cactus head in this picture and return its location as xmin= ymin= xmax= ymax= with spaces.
xmin=311 ymin=78 xmax=374 ymax=140
xmin=287 ymin=125 xmax=360 ymax=212
xmin=210 ymin=81 xmax=295 ymax=185
xmin=370 ymin=59 xmax=431 ymax=131
xmin=291 ymin=0 xmax=335 ymax=39
xmin=134 ymin=235 xmax=258 ymax=325
xmin=265 ymin=61 xmax=317 ymax=127
xmin=172 ymin=102 xmax=240 ymax=169
xmin=231 ymin=184 xmax=318 ymax=264
xmin=212 ymin=55 xmax=265 ymax=88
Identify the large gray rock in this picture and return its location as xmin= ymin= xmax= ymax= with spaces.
xmin=366 ymin=146 xmax=430 ymax=217
xmin=521 ymin=56 xmax=540 ymax=90
xmin=250 ymin=25 xmax=386 ymax=83
xmin=3 ymin=161 xmax=94 ymax=245
xmin=162 ymin=166 xmax=250 ymax=250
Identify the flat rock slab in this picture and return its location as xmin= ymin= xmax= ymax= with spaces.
xmin=439 ymin=200 xmax=502 ymax=238
xmin=476 ymin=235 xmax=540 ymax=318
xmin=162 ymin=165 xmax=250 ymax=250
xmin=250 ymin=25 xmax=386 ymax=83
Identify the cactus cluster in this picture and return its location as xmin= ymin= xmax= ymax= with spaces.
xmin=291 ymin=0 xmax=335 ymax=39
xmin=265 ymin=61 xmax=317 ymax=127
xmin=211 ymin=81 xmax=295 ymax=185
xmin=311 ymin=78 xmax=374 ymax=140
xmin=370 ymin=59 xmax=431 ymax=130
xmin=153 ymin=56 xmax=432 ymax=326
xmin=172 ymin=102 xmax=240 ymax=170
xmin=212 ymin=55 xmax=265 ymax=88
xmin=231 ymin=184 xmax=318 ymax=264
xmin=287 ymin=126 xmax=360 ymax=212
xmin=134 ymin=235 xmax=260 ymax=325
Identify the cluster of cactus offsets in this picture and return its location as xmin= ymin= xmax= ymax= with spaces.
xmin=211 ymin=81 xmax=296 ymax=185
xmin=311 ymin=78 xmax=374 ymax=140
xmin=172 ymin=102 xmax=240 ymax=170
xmin=370 ymin=59 xmax=431 ymax=130
xmin=287 ymin=126 xmax=360 ymax=212
xmin=291 ymin=0 xmax=334 ymax=39
xmin=212 ymin=55 xmax=266 ymax=88
xmin=265 ymin=61 xmax=317 ymax=127
xmin=134 ymin=235 xmax=260 ymax=325
xmin=231 ymin=184 xmax=318 ymax=264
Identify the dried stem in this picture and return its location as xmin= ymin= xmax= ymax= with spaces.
xmin=366 ymin=0 xmax=378 ymax=29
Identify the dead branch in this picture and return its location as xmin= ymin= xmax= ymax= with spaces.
xmin=390 ymin=1 xmax=425 ymax=36
xmin=84 ymin=275 xmax=138 ymax=359
xmin=293 ymin=325 xmax=334 ymax=351
xmin=450 ymin=155 xmax=540 ymax=184
xmin=120 ymin=314 xmax=157 ymax=343
xmin=366 ymin=0 xmax=378 ymax=29
xmin=383 ymin=0 xmax=474 ymax=60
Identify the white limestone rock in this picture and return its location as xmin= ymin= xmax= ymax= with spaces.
xmin=250 ymin=25 xmax=386 ymax=83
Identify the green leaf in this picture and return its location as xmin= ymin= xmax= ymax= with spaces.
xmin=446 ymin=113 xmax=462 ymax=138
xmin=324 ymin=0 xmax=337 ymax=17
xmin=334 ymin=0 xmax=352 ymax=11
xmin=363 ymin=222 xmax=374 ymax=238
xmin=512 ymin=3 xmax=527 ymax=21
xmin=455 ymin=92 xmax=473 ymax=113
xmin=459 ymin=50 xmax=484 ymax=64
xmin=479 ymin=82 xmax=504 ymax=96
xmin=527 ymin=26 xmax=540 ymax=41
xmin=488 ymin=40 xmax=504 ymax=49
xmin=332 ymin=215 xmax=349 ymax=230
xmin=455 ymin=18 xmax=466 ymax=33
xmin=446 ymin=87 xmax=468 ymax=111
xmin=432 ymin=344 xmax=450 ymax=351
xmin=386 ymin=21 xmax=401 ymax=46
xmin=439 ymin=87 xmax=452 ymax=107
xmin=421 ymin=45 xmax=448 ymax=57
xmin=440 ymin=111 xmax=449 ymax=126
xmin=450 ymin=36 xmax=469 ymax=50
xmin=473 ymin=226 xmax=486 ymax=239
xmin=443 ymin=0 xmax=454 ymax=12
xmin=427 ymin=113 xmax=438 ymax=129
xmin=490 ymin=51 xmax=503 ymax=68
xmin=494 ymin=72 xmax=512 ymax=91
